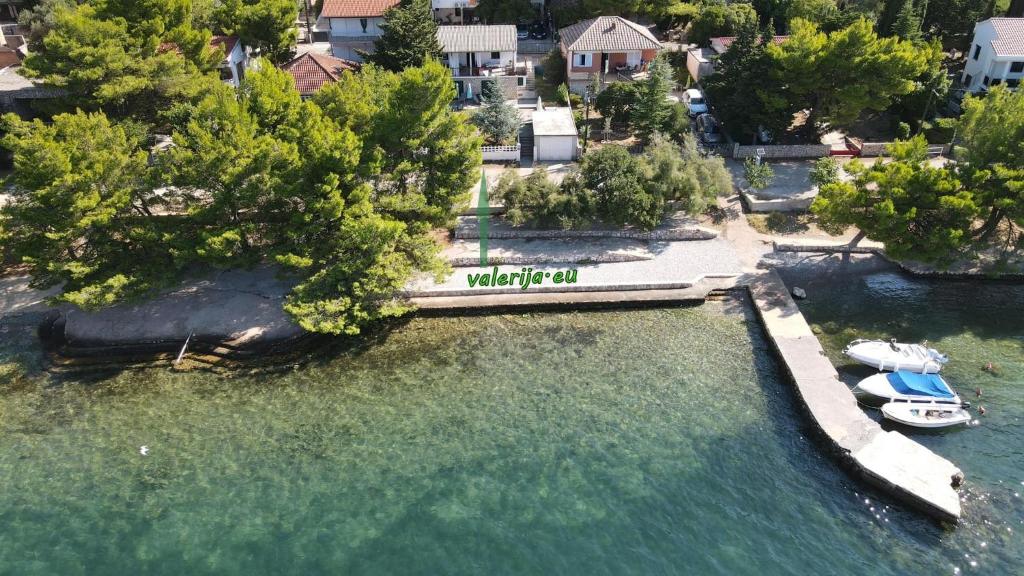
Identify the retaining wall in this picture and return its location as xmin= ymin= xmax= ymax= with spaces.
xmin=732 ymin=143 xmax=831 ymax=159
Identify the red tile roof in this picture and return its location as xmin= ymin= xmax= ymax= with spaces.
xmin=320 ymin=0 xmax=400 ymax=18
xmin=281 ymin=52 xmax=360 ymax=95
xmin=209 ymin=35 xmax=240 ymax=56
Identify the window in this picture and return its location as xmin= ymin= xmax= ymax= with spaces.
xmin=964 ymin=74 xmax=973 ymax=87
xmin=991 ymin=78 xmax=1002 ymax=86
xmin=1011 ymin=62 xmax=1024 ymax=73
xmin=983 ymin=76 xmax=990 ymax=86
xmin=360 ymin=18 xmax=368 ymax=33
xmin=1007 ymin=78 xmax=1021 ymax=88
xmin=972 ymin=45 xmax=981 ymax=60
xmin=490 ymin=51 xmax=500 ymax=60
xmin=219 ymin=67 xmax=233 ymax=81
xmin=574 ymin=52 xmax=592 ymax=67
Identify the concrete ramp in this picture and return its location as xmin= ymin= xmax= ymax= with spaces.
xmin=750 ymin=271 xmax=962 ymax=522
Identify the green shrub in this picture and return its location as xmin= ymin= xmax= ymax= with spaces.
xmin=594 ymin=82 xmax=639 ymax=127
xmin=922 ymin=117 xmax=957 ymax=144
xmin=896 ymin=121 xmax=911 ymax=140
xmin=499 ymin=137 xmax=735 ymax=231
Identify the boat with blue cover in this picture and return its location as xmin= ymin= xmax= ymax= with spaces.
xmin=852 ymin=371 xmax=963 ymax=407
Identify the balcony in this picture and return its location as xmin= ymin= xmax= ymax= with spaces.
xmin=450 ymin=64 xmax=526 ymax=78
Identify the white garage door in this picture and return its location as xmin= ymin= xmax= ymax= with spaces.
xmin=536 ymin=136 xmax=576 ymax=162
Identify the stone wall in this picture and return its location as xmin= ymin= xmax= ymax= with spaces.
xmin=455 ymin=226 xmax=718 ymax=242
xmin=732 ymin=144 xmax=831 ymax=159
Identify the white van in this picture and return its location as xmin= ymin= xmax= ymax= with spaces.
xmin=683 ymin=88 xmax=708 ymax=117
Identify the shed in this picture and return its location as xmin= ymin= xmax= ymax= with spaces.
xmin=532 ymin=107 xmax=578 ymax=162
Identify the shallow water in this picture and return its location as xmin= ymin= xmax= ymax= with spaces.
xmin=0 ymin=274 xmax=1022 ymax=574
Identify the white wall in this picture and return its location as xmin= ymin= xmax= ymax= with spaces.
xmin=962 ymin=21 xmax=1024 ymax=92
xmin=329 ymin=17 xmax=385 ymax=37
xmin=535 ymin=135 xmax=577 ymax=162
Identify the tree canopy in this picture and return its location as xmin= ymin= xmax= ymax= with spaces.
xmin=2 ymin=60 xmax=481 ymax=335
xmin=475 ymin=0 xmax=536 ymax=23
xmin=702 ymin=23 xmax=791 ymax=142
xmin=20 ymin=1 xmax=222 ymax=123
xmin=812 ymin=136 xmax=980 ymax=262
xmin=218 ymin=0 xmax=299 ymax=64
xmin=768 ymin=18 xmax=931 ymax=133
xmin=957 ymin=86 xmax=1024 ymax=238
xmin=364 ymin=0 xmax=442 ymax=72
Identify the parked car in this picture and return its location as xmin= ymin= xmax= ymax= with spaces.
xmin=516 ymin=24 xmax=530 ymax=40
xmin=696 ymin=113 xmax=722 ymax=144
xmin=682 ymin=88 xmax=707 ymax=117
xmin=529 ymin=22 xmax=548 ymax=39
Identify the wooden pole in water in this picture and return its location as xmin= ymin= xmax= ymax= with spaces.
xmin=175 ymin=331 xmax=194 ymax=365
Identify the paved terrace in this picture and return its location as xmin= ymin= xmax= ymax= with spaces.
xmin=406 ymin=238 xmax=743 ymax=297
xmin=750 ymin=271 xmax=963 ymax=522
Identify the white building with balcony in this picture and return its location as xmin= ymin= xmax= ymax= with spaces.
xmin=318 ymin=0 xmax=399 ymax=62
xmin=962 ymin=18 xmax=1024 ymax=92
xmin=437 ymin=25 xmax=524 ymax=100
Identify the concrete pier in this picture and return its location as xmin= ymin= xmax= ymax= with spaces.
xmin=749 ymin=271 xmax=963 ymax=522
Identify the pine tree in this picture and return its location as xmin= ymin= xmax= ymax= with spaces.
xmin=892 ymin=0 xmax=922 ymax=41
xmin=629 ymin=56 xmax=673 ymax=143
xmin=364 ymin=0 xmax=442 ymax=72
xmin=471 ymin=79 xmax=521 ymax=145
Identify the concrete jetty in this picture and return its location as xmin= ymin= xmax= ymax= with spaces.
xmin=749 ymin=271 xmax=963 ymax=522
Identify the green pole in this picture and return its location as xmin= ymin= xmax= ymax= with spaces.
xmin=477 ymin=170 xmax=488 ymax=267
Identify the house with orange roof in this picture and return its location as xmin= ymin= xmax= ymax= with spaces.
xmin=281 ymin=52 xmax=360 ymax=97
xmin=317 ymin=0 xmax=400 ymax=62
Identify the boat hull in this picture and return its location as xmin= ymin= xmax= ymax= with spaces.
xmin=852 ymin=372 xmax=961 ymax=407
xmin=843 ymin=340 xmax=947 ymax=373
xmin=881 ymin=402 xmax=971 ymax=429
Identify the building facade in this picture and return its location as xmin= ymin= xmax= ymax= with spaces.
xmin=962 ymin=18 xmax=1024 ymax=92
xmin=558 ymin=16 xmax=661 ymax=93
xmin=318 ymin=0 xmax=399 ymax=62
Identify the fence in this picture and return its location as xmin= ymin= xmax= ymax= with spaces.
xmin=518 ymin=39 xmax=555 ymax=54
xmin=481 ymin=144 xmax=521 ymax=162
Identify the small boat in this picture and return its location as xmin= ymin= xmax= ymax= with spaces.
xmin=881 ymin=401 xmax=971 ymax=429
xmin=843 ymin=338 xmax=948 ymax=373
xmin=852 ymin=371 xmax=962 ymax=407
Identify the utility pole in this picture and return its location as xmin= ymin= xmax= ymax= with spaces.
xmin=303 ymin=0 xmax=314 ymax=44
xmin=582 ymin=88 xmax=591 ymax=154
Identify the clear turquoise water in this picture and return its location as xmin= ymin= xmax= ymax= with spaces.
xmin=0 ymin=268 xmax=1022 ymax=575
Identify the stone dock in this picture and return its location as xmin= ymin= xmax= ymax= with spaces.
xmin=750 ymin=271 xmax=963 ymax=522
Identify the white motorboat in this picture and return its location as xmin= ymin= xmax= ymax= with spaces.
xmin=881 ymin=401 xmax=971 ymax=429
xmin=843 ymin=339 xmax=948 ymax=373
xmin=852 ymin=371 xmax=962 ymax=407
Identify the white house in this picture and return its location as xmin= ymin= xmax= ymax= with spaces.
xmin=318 ymin=0 xmax=399 ymax=62
xmin=437 ymin=25 xmax=523 ymax=100
xmin=433 ymin=0 xmax=479 ymax=25
xmin=532 ymin=104 xmax=578 ymax=162
xmin=210 ymin=36 xmax=250 ymax=88
xmin=962 ymin=18 xmax=1024 ymax=92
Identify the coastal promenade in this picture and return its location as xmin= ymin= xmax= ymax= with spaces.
xmin=750 ymin=271 xmax=963 ymax=522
